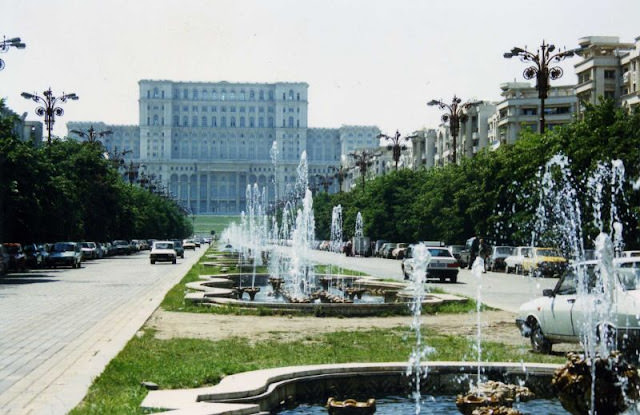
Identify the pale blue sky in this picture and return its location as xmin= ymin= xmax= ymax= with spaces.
xmin=1 ymin=0 xmax=639 ymax=138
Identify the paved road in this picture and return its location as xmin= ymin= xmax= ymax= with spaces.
xmin=0 ymin=248 xmax=206 ymax=415
xmin=305 ymin=249 xmax=559 ymax=312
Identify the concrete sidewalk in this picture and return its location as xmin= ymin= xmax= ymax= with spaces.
xmin=0 ymin=248 xmax=206 ymax=415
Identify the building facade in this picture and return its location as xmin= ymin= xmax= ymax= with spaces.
xmin=68 ymin=80 xmax=379 ymax=214
xmin=574 ymin=36 xmax=640 ymax=111
xmin=487 ymin=82 xmax=577 ymax=147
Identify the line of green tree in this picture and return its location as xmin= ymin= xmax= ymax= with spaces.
xmin=314 ymin=101 xmax=640 ymax=252
xmin=0 ymin=100 xmax=193 ymax=243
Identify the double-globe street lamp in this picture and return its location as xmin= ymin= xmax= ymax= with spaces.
xmin=21 ymin=88 xmax=79 ymax=144
xmin=0 ymin=36 xmax=26 ymax=71
xmin=427 ymin=96 xmax=481 ymax=165
xmin=503 ymin=40 xmax=576 ymax=134
xmin=377 ymin=130 xmax=410 ymax=171
xmin=70 ymin=125 xmax=113 ymax=144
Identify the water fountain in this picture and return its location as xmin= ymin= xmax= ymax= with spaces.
xmin=160 ymin=151 xmax=640 ymax=414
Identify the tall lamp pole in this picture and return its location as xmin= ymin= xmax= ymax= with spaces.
xmin=21 ymin=88 xmax=78 ymax=144
xmin=0 ymin=36 xmax=26 ymax=71
xmin=503 ymin=40 xmax=575 ymax=134
xmin=349 ymin=149 xmax=381 ymax=191
xmin=377 ymin=130 xmax=410 ymax=171
xmin=427 ymin=96 xmax=480 ymax=164
xmin=70 ymin=125 xmax=113 ymax=144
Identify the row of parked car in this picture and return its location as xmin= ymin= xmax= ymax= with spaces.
xmin=0 ymin=238 xmax=210 ymax=274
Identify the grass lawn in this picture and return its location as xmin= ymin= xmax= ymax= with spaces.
xmin=69 ymin=326 xmax=565 ymax=415
xmin=70 ymin=248 xmax=563 ymax=414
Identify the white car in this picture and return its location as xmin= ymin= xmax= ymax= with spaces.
xmin=150 ymin=241 xmax=177 ymax=264
xmin=505 ymin=246 xmax=532 ymax=274
xmin=182 ymin=239 xmax=196 ymax=250
xmin=515 ymin=261 xmax=640 ymax=355
xmin=401 ymin=245 xmax=459 ymax=283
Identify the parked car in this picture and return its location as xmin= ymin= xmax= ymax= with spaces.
xmin=49 ymin=242 xmax=82 ymax=268
xmin=23 ymin=243 xmax=44 ymax=268
xmin=486 ymin=246 xmax=515 ymax=272
xmin=521 ymin=247 xmax=568 ymax=277
xmin=0 ymin=243 xmax=10 ymax=275
xmin=81 ymin=242 xmax=99 ymax=260
xmin=447 ymin=245 xmax=465 ymax=264
xmin=515 ymin=261 xmax=640 ymax=356
xmin=38 ymin=244 xmax=51 ymax=266
xmin=401 ymin=245 xmax=459 ymax=283
xmin=380 ymin=243 xmax=397 ymax=259
xmin=458 ymin=237 xmax=476 ymax=268
xmin=391 ymin=243 xmax=409 ymax=260
xmin=112 ymin=240 xmax=131 ymax=255
xmin=373 ymin=240 xmax=389 ymax=257
xmin=171 ymin=239 xmax=185 ymax=258
xmin=150 ymin=241 xmax=177 ymax=264
xmin=505 ymin=246 xmax=533 ymax=274
xmin=183 ymin=239 xmax=196 ymax=250
xmin=4 ymin=243 xmax=26 ymax=271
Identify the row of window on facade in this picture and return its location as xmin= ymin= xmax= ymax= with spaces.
xmin=148 ymin=87 xmax=302 ymax=102
xmin=146 ymin=115 xmax=302 ymax=128
xmin=168 ymin=104 xmax=281 ymax=114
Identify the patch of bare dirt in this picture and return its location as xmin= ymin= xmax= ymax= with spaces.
xmin=146 ymin=309 xmax=526 ymax=346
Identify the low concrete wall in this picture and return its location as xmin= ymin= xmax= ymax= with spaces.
xmin=141 ymin=362 xmax=561 ymax=415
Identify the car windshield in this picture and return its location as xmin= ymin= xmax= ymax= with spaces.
xmin=6 ymin=245 xmax=20 ymax=254
xmin=81 ymin=242 xmax=91 ymax=248
xmin=155 ymin=242 xmax=173 ymax=250
xmin=495 ymin=247 xmax=512 ymax=255
xmin=172 ymin=240 xmax=183 ymax=247
xmin=114 ymin=240 xmax=127 ymax=246
xmin=53 ymin=243 xmax=75 ymax=252
xmin=537 ymin=248 xmax=562 ymax=257
xmin=428 ymin=248 xmax=452 ymax=257
xmin=618 ymin=268 xmax=640 ymax=291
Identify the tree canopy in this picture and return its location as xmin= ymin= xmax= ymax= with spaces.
xmin=314 ymin=101 xmax=640 ymax=253
xmin=0 ymin=100 xmax=192 ymax=243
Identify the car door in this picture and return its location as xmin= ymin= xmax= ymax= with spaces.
xmin=540 ymin=270 xmax=577 ymax=339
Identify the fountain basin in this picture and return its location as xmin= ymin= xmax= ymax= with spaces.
xmin=185 ymin=273 xmax=467 ymax=315
xmin=140 ymin=362 xmax=562 ymax=414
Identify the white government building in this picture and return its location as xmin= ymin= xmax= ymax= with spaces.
xmin=68 ymin=80 xmax=380 ymax=214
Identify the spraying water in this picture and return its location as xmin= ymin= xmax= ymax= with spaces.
xmin=355 ymin=212 xmax=364 ymax=238
xmin=406 ymin=243 xmax=435 ymax=415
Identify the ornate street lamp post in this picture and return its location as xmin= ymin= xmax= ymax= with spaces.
xmin=333 ymin=165 xmax=347 ymax=193
xmin=0 ymin=36 xmax=26 ymax=71
xmin=70 ymin=125 xmax=113 ymax=144
xmin=427 ymin=96 xmax=480 ymax=165
xmin=503 ymin=40 xmax=575 ymax=134
xmin=349 ymin=149 xmax=381 ymax=191
xmin=315 ymin=171 xmax=334 ymax=193
xmin=377 ymin=130 xmax=410 ymax=171
xmin=21 ymin=88 xmax=79 ymax=144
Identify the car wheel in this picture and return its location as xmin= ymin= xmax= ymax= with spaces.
xmin=150 ymin=260 xmax=155 ymax=264
xmin=439 ymin=276 xmax=446 ymax=283
xmin=450 ymin=275 xmax=457 ymax=283
xmin=172 ymin=259 xmax=177 ymax=264
xmin=515 ymin=265 xmax=522 ymax=275
xmin=530 ymin=321 xmax=552 ymax=354
xmin=181 ymin=254 xmax=184 ymax=259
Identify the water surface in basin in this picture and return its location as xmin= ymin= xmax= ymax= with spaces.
xmin=278 ymin=395 xmax=569 ymax=414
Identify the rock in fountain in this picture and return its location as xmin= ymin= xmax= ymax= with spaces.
xmin=327 ymin=397 xmax=376 ymax=415
xmin=455 ymin=381 xmax=535 ymax=415
xmin=552 ymin=352 xmax=640 ymax=415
